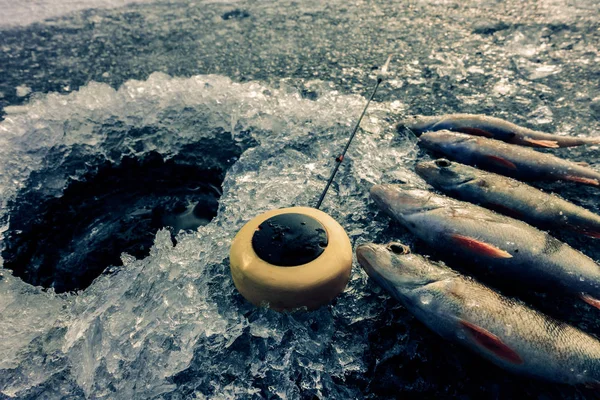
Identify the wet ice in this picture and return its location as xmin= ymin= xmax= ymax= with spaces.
xmin=0 ymin=73 xmax=413 ymax=398
xmin=0 ymin=0 xmax=599 ymax=397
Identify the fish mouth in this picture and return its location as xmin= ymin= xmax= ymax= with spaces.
xmin=370 ymin=184 xmax=395 ymax=211
xmin=356 ymin=243 xmax=393 ymax=288
xmin=415 ymin=160 xmax=474 ymax=187
xmin=356 ymin=243 xmax=377 ymax=274
xmin=357 ymin=242 xmax=410 ymax=272
xmin=398 ymin=115 xmax=437 ymax=136
xmin=370 ymin=184 xmax=409 ymax=217
xmin=370 ymin=184 xmax=442 ymax=216
xmin=414 ymin=161 xmax=437 ymax=179
xmin=357 ymin=242 xmax=418 ymax=296
xmin=420 ymin=130 xmax=471 ymax=146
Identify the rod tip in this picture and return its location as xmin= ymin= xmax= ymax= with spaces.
xmin=381 ymin=54 xmax=393 ymax=74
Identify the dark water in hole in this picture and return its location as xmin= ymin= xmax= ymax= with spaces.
xmin=2 ymin=151 xmax=224 ymax=293
xmin=0 ymin=0 xmax=599 ymax=399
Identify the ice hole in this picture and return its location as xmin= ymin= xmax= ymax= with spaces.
xmin=2 ymin=138 xmax=243 ymax=293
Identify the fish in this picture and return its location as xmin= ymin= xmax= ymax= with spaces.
xmin=401 ymin=113 xmax=600 ymax=148
xmin=415 ymin=159 xmax=600 ymax=238
xmin=418 ymin=130 xmax=600 ymax=187
xmin=356 ymin=241 xmax=600 ymax=385
xmin=369 ymin=185 xmax=600 ymax=309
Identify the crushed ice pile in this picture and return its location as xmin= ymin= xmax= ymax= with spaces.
xmin=0 ymin=73 xmax=419 ymax=398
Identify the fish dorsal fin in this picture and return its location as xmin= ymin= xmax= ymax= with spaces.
xmin=484 ymin=155 xmax=517 ymax=170
xmin=459 ymin=320 xmax=524 ymax=365
xmin=523 ymin=138 xmax=560 ymax=148
xmin=581 ymin=293 xmax=600 ymax=310
xmin=450 ymin=234 xmax=513 ymax=258
xmin=563 ymin=175 xmax=600 ymax=186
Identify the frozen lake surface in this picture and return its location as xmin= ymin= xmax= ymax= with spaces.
xmin=0 ymin=0 xmax=599 ymax=398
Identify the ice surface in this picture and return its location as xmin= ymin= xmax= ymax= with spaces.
xmin=0 ymin=0 xmax=599 ymax=398
xmin=0 ymin=73 xmax=415 ymax=398
xmin=0 ymin=0 xmax=173 ymax=28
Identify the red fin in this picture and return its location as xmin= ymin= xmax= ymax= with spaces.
xmin=459 ymin=320 xmax=524 ymax=365
xmin=484 ymin=155 xmax=517 ymax=170
xmin=523 ymin=138 xmax=559 ymax=148
xmin=450 ymin=234 xmax=513 ymax=258
xmin=581 ymin=293 xmax=600 ymax=310
xmin=573 ymin=228 xmax=600 ymax=239
xmin=563 ymin=175 xmax=600 ymax=186
xmin=458 ymin=127 xmax=494 ymax=138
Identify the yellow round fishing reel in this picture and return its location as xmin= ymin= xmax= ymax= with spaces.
xmin=229 ymin=56 xmax=391 ymax=312
xmin=229 ymin=207 xmax=352 ymax=311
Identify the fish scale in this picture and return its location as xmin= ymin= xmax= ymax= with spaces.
xmin=418 ymin=130 xmax=600 ymax=186
xmin=370 ymin=185 xmax=600 ymax=308
xmin=356 ymin=243 xmax=600 ymax=385
xmin=415 ymin=160 xmax=600 ymax=238
xmin=402 ymin=114 xmax=600 ymax=148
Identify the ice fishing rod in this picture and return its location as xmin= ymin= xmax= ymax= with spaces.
xmin=229 ymin=56 xmax=392 ymax=312
xmin=316 ymin=55 xmax=392 ymax=209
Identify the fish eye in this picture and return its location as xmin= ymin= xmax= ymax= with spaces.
xmin=387 ymin=242 xmax=410 ymax=255
xmin=435 ymin=159 xmax=451 ymax=168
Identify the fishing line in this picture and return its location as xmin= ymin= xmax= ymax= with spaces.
xmin=229 ymin=55 xmax=393 ymax=312
xmin=315 ymin=55 xmax=392 ymax=209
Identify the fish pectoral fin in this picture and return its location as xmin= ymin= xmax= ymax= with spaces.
xmin=523 ymin=138 xmax=560 ymax=148
xmin=487 ymin=202 xmax=524 ymax=219
xmin=459 ymin=320 xmax=524 ymax=365
xmin=584 ymin=380 xmax=600 ymax=390
xmin=575 ymin=161 xmax=591 ymax=167
xmin=484 ymin=155 xmax=518 ymax=170
xmin=450 ymin=234 xmax=513 ymax=258
xmin=570 ymin=227 xmax=600 ymax=239
xmin=563 ymin=175 xmax=600 ymax=186
xmin=581 ymin=293 xmax=600 ymax=310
